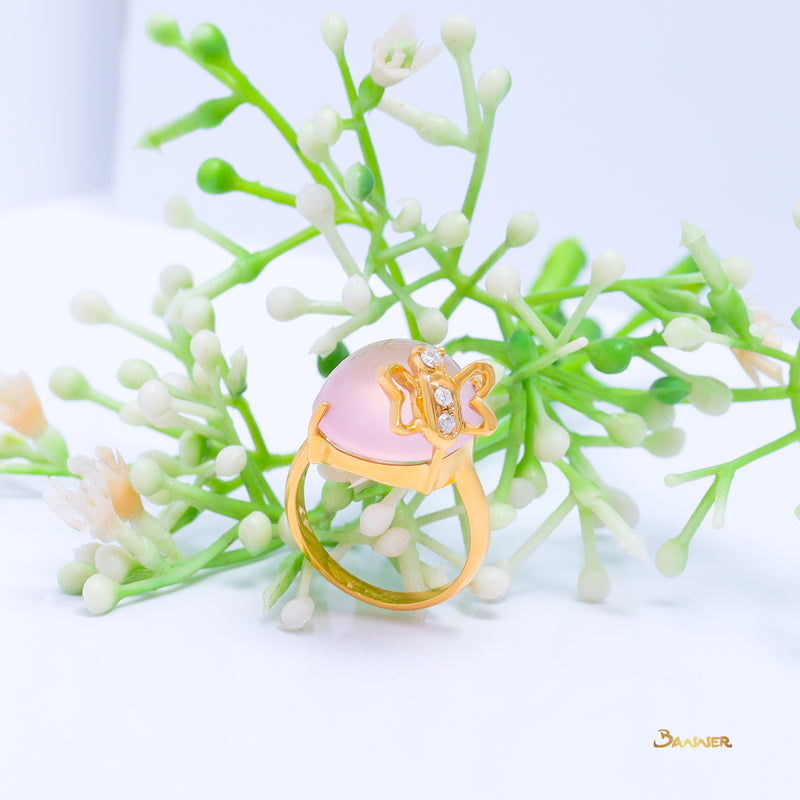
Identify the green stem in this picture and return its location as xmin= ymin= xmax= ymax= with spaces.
xmin=667 ymin=430 xmax=800 ymax=486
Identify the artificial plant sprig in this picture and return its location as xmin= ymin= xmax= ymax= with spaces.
xmin=2 ymin=11 xmax=799 ymax=629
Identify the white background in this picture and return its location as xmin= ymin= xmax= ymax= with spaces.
xmin=1 ymin=1 xmax=800 ymax=798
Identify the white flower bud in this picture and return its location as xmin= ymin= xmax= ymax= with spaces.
xmin=485 ymin=264 xmax=521 ymax=299
xmin=117 ymin=359 xmax=157 ymax=390
xmin=688 ymin=376 xmax=732 ymax=416
xmin=655 ymin=537 xmax=688 ymax=577
xmin=577 ymin=563 xmax=611 ymax=603
xmin=191 ymin=363 xmax=211 ymax=393
xmin=507 ymin=477 xmax=539 ymax=508
xmin=637 ymin=397 xmax=675 ymax=432
xmin=162 ymin=372 xmax=195 ymax=395
xmin=372 ymin=526 xmax=412 ymax=557
xmin=489 ymin=502 xmax=517 ymax=530
xmin=129 ymin=456 xmax=166 ymax=496
xmin=226 ymin=347 xmax=247 ymax=395
xmin=597 ymin=487 xmax=640 ymax=530
xmin=180 ymin=296 xmax=215 ymax=335
xmin=215 ymin=445 xmax=247 ymax=478
xmin=94 ymin=544 xmax=139 ymax=583
xmin=793 ymin=200 xmax=800 ymax=230
xmin=313 ymin=105 xmax=343 ymax=146
xmin=416 ymin=114 xmax=466 ymax=147
xmin=416 ymin=307 xmax=448 ymax=344
xmin=137 ymin=381 xmax=173 ymax=423
xmin=662 ymin=316 xmax=710 ymax=351
xmin=392 ymin=198 xmax=422 ymax=233
xmin=280 ymin=596 xmax=315 ymax=630
xmin=486 ymin=358 xmax=506 ymax=384
xmin=360 ymin=499 xmax=397 ymax=538
xmin=148 ymin=489 xmax=173 ymax=506
xmin=82 ymin=573 xmax=120 ymax=615
xmin=50 ymin=367 xmax=90 ymax=400
xmin=152 ymin=292 xmax=169 ymax=317
xmin=266 ymin=286 xmax=311 ymax=321
xmin=533 ymin=418 xmax=570 ymax=462
xmin=163 ymin=196 xmax=195 ymax=228
xmin=310 ymin=328 xmax=338 ymax=357
xmin=297 ymin=121 xmax=329 ymax=164
xmin=321 ymin=11 xmax=347 ymax=53
xmin=441 ymin=13 xmax=476 ymax=56
xmin=341 ymin=274 xmax=372 ymax=315
xmin=476 ymin=67 xmax=511 ymax=109
xmin=277 ymin=511 xmax=299 ymax=551
xmin=317 ymin=464 xmax=361 ymax=485
xmin=720 ymin=255 xmax=753 ymax=289
xmin=190 ymin=330 xmax=222 ymax=369
xmin=70 ymin=291 xmax=112 ymax=324
xmin=295 ymin=183 xmax=335 ymax=229
xmin=230 ymin=347 xmax=247 ymax=375
xmin=57 ymin=561 xmax=96 ymax=595
xmin=160 ymin=264 xmax=193 ymax=297
xmin=74 ymin=542 xmax=100 ymax=565
xmin=642 ymin=427 xmax=686 ymax=457
xmin=119 ymin=401 xmax=148 ymax=426
xmin=469 ymin=565 xmax=511 ymax=600
xmin=603 ymin=412 xmax=647 ymax=448
xmin=590 ymin=250 xmax=626 ymax=289
xmin=423 ymin=562 xmax=449 ymax=590
xmin=433 ymin=211 xmax=470 ymax=247
xmin=505 ymin=212 xmax=539 ymax=247
xmin=238 ymin=511 xmax=273 ymax=556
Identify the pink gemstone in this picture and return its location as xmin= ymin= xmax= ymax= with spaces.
xmin=313 ymin=339 xmax=482 ymax=464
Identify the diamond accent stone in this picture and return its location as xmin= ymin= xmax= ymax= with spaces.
xmin=420 ymin=345 xmax=443 ymax=368
xmin=438 ymin=413 xmax=457 ymax=434
xmin=434 ymin=386 xmax=453 ymax=407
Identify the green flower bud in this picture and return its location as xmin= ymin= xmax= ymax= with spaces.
xmin=179 ymin=432 xmax=207 ymax=467
xmin=649 ymin=376 xmax=690 ymax=405
xmin=506 ymin=327 xmax=535 ymax=368
xmin=586 ymin=338 xmax=632 ymax=374
xmin=322 ymin=481 xmax=354 ymax=513
xmin=573 ymin=317 xmax=603 ymax=342
xmin=343 ymin=163 xmax=375 ymax=202
xmin=707 ymin=285 xmax=751 ymax=339
xmin=197 ymin=158 xmax=239 ymax=194
xmin=528 ymin=238 xmax=586 ymax=297
xmin=188 ymin=23 xmax=230 ymax=63
xmin=317 ymin=341 xmax=349 ymax=378
xmin=355 ymin=75 xmax=385 ymax=114
xmin=146 ymin=13 xmax=182 ymax=47
xmin=195 ymin=95 xmax=242 ymax=128
xmin=792 ymin=306 xmax=800 ymax=330
xmin=263 ymin=552 xmax=304 ymax=610
xmin=657 ymin=288 xmax=708 ymax=317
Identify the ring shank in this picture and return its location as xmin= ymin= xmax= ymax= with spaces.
xmin=285 ymin=442 xmax=490 ymax=611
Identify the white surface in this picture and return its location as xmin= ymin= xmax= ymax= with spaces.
xmin=0 ymin=1 xmax=123 ymax=206
xmin=0 ymin=201 xmax=799 ymax=798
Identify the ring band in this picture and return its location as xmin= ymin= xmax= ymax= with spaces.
xmin=285 ymin=340 xmax=497 ymax=610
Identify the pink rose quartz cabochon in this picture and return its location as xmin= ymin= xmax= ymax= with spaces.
xmin=313 ymin=339 xmax=482 ymax=464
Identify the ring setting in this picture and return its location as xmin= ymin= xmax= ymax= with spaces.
xmin=285 ymin=339 xmax=497 ymax=610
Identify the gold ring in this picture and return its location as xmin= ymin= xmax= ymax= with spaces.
xmin=285 ymin=339 xmax=497 ymax=610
